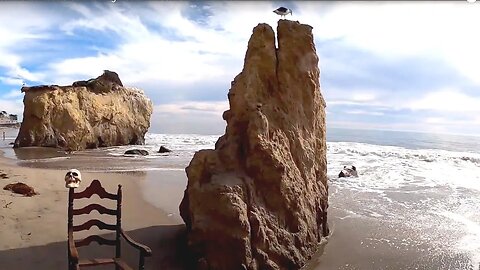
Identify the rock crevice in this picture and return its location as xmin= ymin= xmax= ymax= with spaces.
xmin=180 ymin=20 xmax=328 ymax=270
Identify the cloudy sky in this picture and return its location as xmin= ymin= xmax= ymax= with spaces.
xmin=1 ymin=1 xmax=479 ymax=135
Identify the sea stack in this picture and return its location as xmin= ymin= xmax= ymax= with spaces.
xmin=14 ymin=71 xmax=152 ymax=150
xmin=179 ymin=20 xmax=328 ymax=270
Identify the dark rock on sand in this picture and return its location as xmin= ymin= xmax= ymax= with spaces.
xmin=158 ymin=146 xmax=172 ymax=153
xmin=179 ymin=20 xmax=328 ymax=270
xmin=338 ymin=165 xmax=358 ymax=178
xmin=14 ymin=70 xmax=152 ymax=150
xmin=124 ymin=149 xmax=149 ymax=156
xmin=3 ymin=182 xmax=38 ymax=197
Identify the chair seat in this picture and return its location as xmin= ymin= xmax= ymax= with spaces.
xmin=78 ymin=258 xmax=133 ymax=270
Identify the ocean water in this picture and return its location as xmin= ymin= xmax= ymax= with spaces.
xmin=2 ymin=127 xmax=480 ymax=268
xmin=319 ymin=128 xmax=480 ymax=269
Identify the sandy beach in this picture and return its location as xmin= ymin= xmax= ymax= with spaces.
xmin=0 ymin=147 xmax=190 ymax=269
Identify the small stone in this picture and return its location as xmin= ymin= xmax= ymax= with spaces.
xmin=158 ymin=146 xmax=172 ymax=153
xmin=124 ymin=149 xmax=149 ymax=156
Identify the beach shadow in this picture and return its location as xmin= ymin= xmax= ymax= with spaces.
xmin=0 ymin=224 xmax=192 ymax=270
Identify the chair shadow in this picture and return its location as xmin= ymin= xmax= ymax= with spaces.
xmin=0 ymin=224 xmax=194 ymax=270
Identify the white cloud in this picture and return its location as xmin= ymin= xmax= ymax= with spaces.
xmin=298 ymin=2 xmax=480 ymax=85
xmin=326 ymin=88 xmax=393 ymax=109
xmin=0 ymin=2 xmax=61 ymax=83
xmin=61 ymin=2 xmax=151 ymax=39
xmin=345 ymin=110 xmax=384 ymax=116
xmin=47 ymin=3 xmax=244 ymax=86
xmin=0 ymin=99 xmax=23 ymax=116
xmin=45 ymin=1 xmax=290 ymax=88
xmin=327 ymin=119 xmax=466 ymax=136
xmin=418 ymin=116 xmax=480 ymax=136
xmin=327 ymin=86 xmax=480 ymax=118
xmin=50 ymin=54 xmax=122 ymax=82
xmin=0 ymin=77 xmax=23 ymax=86
xmin=423 ymin=116 xmax=480 ymax=126
xmin=350 ymin=92 xmax=377 ymax=103
xmin=409 ymin=89 xmax=480 ymax=113
xmin=424 ymin=117 xmax=446 ymax=124
xmin=151 ymin=100 xmax=228 ymax=134
xmin=154 ymin=101 xmax=229 ymax=116
xmin=2 ymin=90 xmax=23 ymax=99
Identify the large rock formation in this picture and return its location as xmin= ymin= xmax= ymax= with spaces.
xmin=14 ymin=71 xmax=152 ymax=150
xmin=179 ymin=20 xmax=328 ymax=270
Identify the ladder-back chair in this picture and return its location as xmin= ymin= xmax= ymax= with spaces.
xmin=68 ymin=180 xmax=152 ymax=270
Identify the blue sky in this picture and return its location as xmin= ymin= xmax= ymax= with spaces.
xmin=1 ymin=1 xmax=479 ymax=135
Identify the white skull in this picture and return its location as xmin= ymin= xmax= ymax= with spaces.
xmin=65 ymin=169 xmax=82 ymax=188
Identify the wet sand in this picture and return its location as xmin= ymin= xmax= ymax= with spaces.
xmin=303 ymin=187 xmax=476 ymax=270
xmin=305 ymin=210 xmax=473 ymax=270
xmin=0 ymin=150 xmax=191 ymax=269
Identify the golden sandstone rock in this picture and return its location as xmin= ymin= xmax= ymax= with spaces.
xmin=180 ymin=20 xmax=328 ymax=270
xmin=14 ymin=71 xmax=152 ymax=150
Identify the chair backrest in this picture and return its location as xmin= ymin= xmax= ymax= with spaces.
xmin=68 ymin=180 xmax=123 ymax=257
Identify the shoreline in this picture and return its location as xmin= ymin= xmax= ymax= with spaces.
xmin=0 ymin=148 xmax=190 ymax=269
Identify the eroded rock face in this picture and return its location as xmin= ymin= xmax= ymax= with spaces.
xmin=14 ymin=71 xmax=152 ymax=150
xmin=179 ymin=20 xmax=328 ymax=270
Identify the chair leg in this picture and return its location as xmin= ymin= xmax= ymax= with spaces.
xmin=139 ymin=254 xmax=145 ymax=270
xmin=68 ymin=262 xmax=79 ymax=270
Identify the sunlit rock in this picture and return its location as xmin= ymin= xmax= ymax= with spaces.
xmin=180 ymin=20 xmax=328 ymax=270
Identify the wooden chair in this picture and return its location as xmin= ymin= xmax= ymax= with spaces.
xmin=68 ymin=180 xmax=152 ymax=270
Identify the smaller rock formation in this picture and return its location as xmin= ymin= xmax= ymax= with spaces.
xmin=158 ymin=146 xmax=172 ymax=153
xmin=14 ymin=70 xmax=153 ymax=150
xmin=124 ymin=149 xmax=149 ymax=156
xmin=3 ymin=182 xmax=38 ymax=197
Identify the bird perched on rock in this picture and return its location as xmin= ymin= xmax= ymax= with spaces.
xmin=273 ymin=7 xmax=292 ymax=18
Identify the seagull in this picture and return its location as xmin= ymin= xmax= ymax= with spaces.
xmin=273 ymin=7 xmax=292 ymax=18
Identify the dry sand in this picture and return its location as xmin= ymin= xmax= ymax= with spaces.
xmin=0 ymin=153 xmax=191 ymax=270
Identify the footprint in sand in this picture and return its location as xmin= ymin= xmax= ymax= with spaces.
xmin=3 ymin=201 xmax=13 ymax=209
xmin=20 ymin=232 xmax=32 ymax=241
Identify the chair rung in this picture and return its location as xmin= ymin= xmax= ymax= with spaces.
xmin=77 ymin=258 xmax=133 ymax=269
xmin=75 ymin=235 xmax=116 ymax=247
xmin=73 ymin=180 xmax=118 ymax=200
xmin=73 ymin=204 xmax=117 ymax=216
xmin=79 ymin=258 xmax=115 ymax=266
xmin=73 ymin=219 xmax=116 ymax=232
